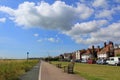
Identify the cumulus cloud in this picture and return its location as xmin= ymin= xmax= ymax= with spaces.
xmin=0 ymin=18 xmax=6 ymax=23
xmin=92 ymin=0 xmax=108 ymax=8
xmin=0 ymin=1 xmax=93 ymax=30
xmin=0 ymin=0 xmax=120 ymax=45
xmin=64 ymin=20 xmax=107 ymax=36
xmin=66 ymin=21 xmax=120 ymax=44
xmin=63 ymin=20 xmax=108 ymax=44
xmin=76 ymin=3 xmax=94 ymax=19
xmin=91 ymin=22 xmax=120 ymax=42
xmin=95 ymin=5 xmax=120 ymax=19
xmin=96 ymin=10 xmax=114 ymax=19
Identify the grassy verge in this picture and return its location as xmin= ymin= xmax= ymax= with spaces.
xmin=0 ymin=59 xmax=39 ymax=80
xmin=51 ymin=61 xmax=120 ymax=80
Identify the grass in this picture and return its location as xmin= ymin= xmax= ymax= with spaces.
xmin=0 ymin=59 xmax=39 ymax=80
xmin=51 ymin=61 xmax=120 ymax=80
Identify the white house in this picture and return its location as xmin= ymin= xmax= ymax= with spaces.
xmin=97 ymin=41 xmax=114 ymax=59
xmin=75 ymin=50 xmax=81 ymax=60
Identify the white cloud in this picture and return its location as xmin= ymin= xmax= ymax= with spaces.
xmin=95 ymin=5 xmax=120 ymax=19
xmin=37 ymin=37 xmax=60 ymax=43
xmin=91 ymin=22 xmax=120 ymax=41
xmin=72 ymin=21 xmax=120 ymax=44
xmin=76 ymin=3 xmax=94 ymax=19
xmin=37 ymin=39 xmax=42 ymax=42
xmin=96 ymin=10 xmax=114 ymax=19
xmin=0 ymin=1 xmax=93 ymax=30
xmin=48 ymin=38 xmax=56 ymax=42
xmin=34 ymin=33 xmax=39 ymax=37
xmin=47 ymin=37 xmax=59 ymax=43
xmin=0 ymin=0 xmax=120 ymax=45
xmin=0 ymin=18 xmax=6 ymax=23
xmin=64 ymin=20 xmax=107 ymax=36
xmin=92 ymin=0 xmax=108 ymax=8
xmin=63 ymin=20 xmax=108 ymax=44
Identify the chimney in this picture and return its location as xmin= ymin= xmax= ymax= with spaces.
xmin=109 ymin=41 xmax=113 ymax=46
xmin=98 ymin=46 xmax=100 ymax=49
xmin=98 ymin=46 xmax=100 ymax=51
xmin=92 ymin=45 xmax=95 ymax=50
xmin=104 ymin=42 xmax=106 ymax=47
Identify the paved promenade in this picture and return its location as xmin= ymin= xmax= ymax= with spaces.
xmin=41 ymin=61 xmax=86 ymax=80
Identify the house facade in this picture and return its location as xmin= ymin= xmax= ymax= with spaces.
xmin=81 ymin=49 xmax=92 ymax=60
xmin=97 ymin=41 xmax=114 ymax=59
xmin=75 ymin=50 xmax=81 ymax=60
xmin=81 ymin=45 xmax=98 ymax=60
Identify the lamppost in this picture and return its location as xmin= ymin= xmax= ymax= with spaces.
xmin=27 ymin=52 xmax=29 ymax=62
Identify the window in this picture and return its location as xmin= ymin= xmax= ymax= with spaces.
xmin=111 ymin=58 xmax=114 ymax=61
xmin=118 ymin=58 xmax=120 ymax=61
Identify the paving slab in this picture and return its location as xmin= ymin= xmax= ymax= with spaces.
xmin=41 ymin=61 xmax=86 ymax=80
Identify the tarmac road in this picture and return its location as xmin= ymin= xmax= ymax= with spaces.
xmin=19 ymin=62 xmax=41 ymax=80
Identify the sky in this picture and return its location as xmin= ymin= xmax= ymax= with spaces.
xmin=0 ymin=0 xmax=120 ymax=59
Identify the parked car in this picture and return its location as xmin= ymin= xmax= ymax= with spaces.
xmin=107 ymin=57 xmax=120 ymax=66
xmin=106 ymin=59 xmax=110 ymax=64
xmin=75 ymin=59 xmax=81 ymax=62
xmin=81 ymin=59 xmax=87 ymax=63
xmin=96 ymin=59 xmax=107 ymax=64
xmin=87 ymin=59 xmax=96 ymax=64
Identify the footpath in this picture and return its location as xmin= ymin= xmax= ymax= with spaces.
xmin=19 ymin=63 xmax=40 ymax=80
xmin=41 ymin=61 xmax=86 ymax=80
xmin=19 ymin=61 xmax=86 ymax=80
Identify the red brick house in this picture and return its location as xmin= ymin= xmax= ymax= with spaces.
xmin=81 ymin=46 xmax=97 ymax=60
xmin=114 ymin=48 xmax=120 ymax=57
xmin=97 ymin=41 xmax=114 ymax=59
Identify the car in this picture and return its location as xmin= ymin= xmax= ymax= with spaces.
xmin=107 ymin=57 xmax=120 ymax=66
xmin=106 ymin=59 xmax=110 ymax=64
xmin=96 ymin=59 xmax=107 ymax=64
xmin=75 ymin=59 xmax=81 ymax=62
xmin=87 ymin=59 xmax=96 ymax=64
xmin=81 ymin=59 xmax=87 ymax=63
xmin=96 ymin=59 xmax=101 ymax=64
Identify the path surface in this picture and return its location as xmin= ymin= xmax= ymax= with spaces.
xmin=41 ymin=61 xmax=86 ymax=80
xmin=19 ymin=63 xmax=40 ymax=80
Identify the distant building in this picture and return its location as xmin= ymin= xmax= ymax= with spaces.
xmin=114 ymin=44 xmax=120 ymax=57
xmin=63 ymin=53 xmax=73 ymax=61
xmin=97 ymin=41 xmax=114 ymax=59
xmin=75 ymin=50 xmax=81 ymax=60
xmin=81 ymin=45 xmax=98 ymax=60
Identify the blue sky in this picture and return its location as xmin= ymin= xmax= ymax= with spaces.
xmin=0 ymin=0 xmax=120 ymax=59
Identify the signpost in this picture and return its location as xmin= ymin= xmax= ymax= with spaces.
xmin=27 ymin=52 xmax=29 ymax=62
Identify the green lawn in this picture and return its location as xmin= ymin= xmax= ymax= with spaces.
xmin=51 ymin=61 xmax=120 ymax=80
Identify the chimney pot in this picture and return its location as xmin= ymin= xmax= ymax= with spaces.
xmin=98 ymin=46 xmax=100 ymax=49
xmin=104 ymin=42 xmax=106 ymax=47
xmin=92 ymin=45 xmax=94 ymax=49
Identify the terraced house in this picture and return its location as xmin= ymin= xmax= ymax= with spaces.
xmin=114 ymin=44 xmax=120 ymax=57
xmin=60 ymin=41 xmax=120 ymax=62
xmin=97 ymin=41 xmax=114 ymax=59
xmin=80 ymin=46 xmax=98 ymax=60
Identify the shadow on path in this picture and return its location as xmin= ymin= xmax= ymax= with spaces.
xmin=19 ymin=63 xmax=40 ymax=80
